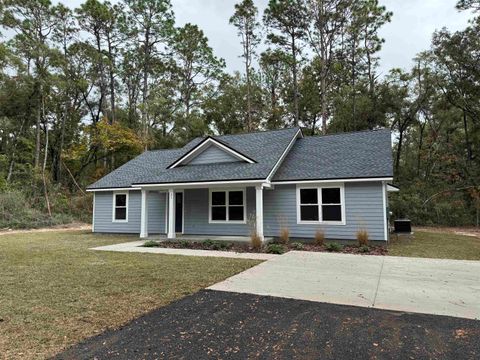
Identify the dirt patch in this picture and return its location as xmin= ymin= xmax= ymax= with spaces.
xmin=415 ymin=226 xmax=480 ymax=239
xmin=0 ymin=223 xmax=91 ymax=236
xmin=143 ymin=240 xmax=387 ymax=256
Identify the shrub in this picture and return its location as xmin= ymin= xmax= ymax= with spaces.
xmin=180 ymin=240 xmax=192 ymax=248
xmin=143 ymin=240 xmax=159 ymax=247
xmin=250 ymin=232 xmax=262 ymax=250
xmin=279 ymin=227 xmax=290 ymax=244
xmin=325 ymin=242 xmax=343 ymax=252
xmin=291 ymin=242 xmax=304 ymax=250
xmin=202 ymin=239 xmax=214 ymax=248
xmin=211 ymin=241 xmax=232 ymax=251
xmin=356 ymin=229 xmax=369 ymax=246
xmin=266 ymin=243 xmax=286 ymax=254
xmin=359 ymin=245 xmax=370 ymax=253
xmin=314 ymin=229 xmax=325 ymax=246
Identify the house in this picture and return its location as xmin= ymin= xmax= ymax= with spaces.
xmin=87 ymin=127 xmax=393 ymax=242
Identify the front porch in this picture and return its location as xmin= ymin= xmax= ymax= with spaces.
xmin=138 ymin=183 xmax=269 ymax=242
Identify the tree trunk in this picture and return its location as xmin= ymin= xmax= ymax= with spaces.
xmin=291 ymin=34 xmax=299 ymax=126
xmin=463 ymin=109 xmax=472 ymax=163
xmin=34 ymin=84 xmax=42 ymax=168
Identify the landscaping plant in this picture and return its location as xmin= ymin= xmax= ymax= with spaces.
xmin=356 ymin=229 xmax=369 ymax=246
xmin=267 ymin=243 xmax=286 ymax=254
xmin=143 ymin=240 xmax=160 ymax=247
xmin=250 ymin=232 xmax=262 ymax=250
xmin=325 ymin=242 xmax=343 ymax=252
xmin=279 ymin=227 xmax=290 ymax=244
xmin=314 ymin=229 xmax=325 ymax=246
xmin=291 ymin=242 xmax=304 ymax=250
xmin=359 ymin=245 xmax=370 ymax=253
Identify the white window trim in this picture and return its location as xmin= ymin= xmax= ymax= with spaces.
xmin=209 ymin=188 xmax=247 ymax=224
xmin=112 ymin=191 xmax=129 ymax=223
xmin=296 ymin=184 xmax=346 ymax=225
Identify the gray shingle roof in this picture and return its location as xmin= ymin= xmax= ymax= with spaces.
xmin=272 ymin=129 xmax=393 ymax=182
xmin=87 ymin=127 xmax=392 ymax=190
xmin=87 ymin=127 xmax=300 ymax=189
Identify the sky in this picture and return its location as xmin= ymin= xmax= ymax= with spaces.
xmin=53 ymin=0 xmax=474 ymax=76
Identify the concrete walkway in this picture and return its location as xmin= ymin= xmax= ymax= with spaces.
xmin=209 ymin=251 xmax=480 ymax=320
xmin=91 ymin=241 xmax=276 ymax=260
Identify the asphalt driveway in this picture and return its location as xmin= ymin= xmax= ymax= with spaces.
xmin=210 ymin=251 xmax=480 ymax=320
xmin=55 ymin=290 xmax=480 ymax=359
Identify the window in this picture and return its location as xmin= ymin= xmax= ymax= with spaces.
xmin=113 ymin=193 xmax=128 ymax=222
xmin=297 ymin=185 xmax=344 ymax=224
xmin=210 ymin=189 xmax=245 ymax=223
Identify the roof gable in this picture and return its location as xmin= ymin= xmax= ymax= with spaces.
xmin=167 ymin=137 xmax=256 ymax=169
xmin=86 ymin=127 xmax=304 ymax=189
xmin=187 ymin=144 xmax=242 ymax=165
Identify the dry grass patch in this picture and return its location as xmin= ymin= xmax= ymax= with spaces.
xmin=0 ymin=231 xmax=259 ymax=359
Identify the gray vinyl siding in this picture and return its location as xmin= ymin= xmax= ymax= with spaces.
xmin=263 ymin=182 xmax=386 ymax=241
xmin=183 ymin=187 xmax=256 ymax=236
xmin=148 ymin=191 xmax=167 ymax=234
xmin=188 ymin=145 xmax=240 ymax=165
xmin=93 ymin=190 xmax=165 ymax=234
xmin=93 ymin=191 xmax=141 ymax=233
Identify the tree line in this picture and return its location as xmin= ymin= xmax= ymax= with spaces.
xmin=0 ymin=0 xmax=478 ymax=227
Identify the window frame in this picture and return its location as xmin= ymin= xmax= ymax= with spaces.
xmin=112 ymin=191 xmax=129 ymax=223
xmin=209 ymin=188 xmax=247 ymax=224
xmin=296 ymin=184 xmax=345 ymax=225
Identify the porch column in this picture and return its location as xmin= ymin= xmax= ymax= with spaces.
xmin=140 ymin=189 xmax=148 ymax=238
xmin=167 ymin=188 xmax=176 ymax=239
xmin=255 ymin=185 xmax=264 ymax=242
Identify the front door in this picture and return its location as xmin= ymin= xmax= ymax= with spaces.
xmin=175 ymin=192 xmax=183 ymax=233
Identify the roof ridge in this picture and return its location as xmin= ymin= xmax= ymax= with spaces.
xmin=214 ymin=126 xmax=300 ymax=139
xmin=303 ymin=128 xmax=390 ymax=140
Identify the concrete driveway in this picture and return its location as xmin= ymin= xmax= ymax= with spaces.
xmin=209 ymin=251 xmax=480 ymax=320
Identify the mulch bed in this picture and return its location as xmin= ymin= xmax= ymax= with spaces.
xmin=143 ymin=239 xmax=388 ymax=256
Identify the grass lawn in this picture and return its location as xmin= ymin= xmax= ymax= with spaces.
xmin=0 ymin=231 xmax=260 ymax=359
xmin=388 ymin=229 xmax=480 ymax=260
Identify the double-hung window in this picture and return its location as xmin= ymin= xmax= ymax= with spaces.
xmin=297 ymin=185 xmax=344 ymax=224
xmin=113 ymin=193 xmax=128 ymax=222
xmin=210 ymin=189 xmax=246 ymax=223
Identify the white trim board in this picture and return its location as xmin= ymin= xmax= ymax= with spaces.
xmin=382 ymin=181 xmax=388 ymax=241
xmin=136 ymin=179 xmax=267 ymax=189
xmin=272 ymin=177 xmax=393 ymax=185
xmin=87 ymin=187 xmax=141 ymax=192
xmin=168 ymin=137 xmax=255 ymax=169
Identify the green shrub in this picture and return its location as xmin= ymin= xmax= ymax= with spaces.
xmin=143 ymin=240 xmax=160 ymax=247
xmin=266 ymin=243 xmax=286 ymax=254
xmin=325 ymin=242 xmax=343 ymax=252
xmin=202 ymin=239 xmax=214 ymax=247
xmin=291 ymin=242 xmax=304 ymax=250
xmin=359 ymin=245 xmax=370 ymax=253
xmin=211 ymin=241 xmax=231 ymax=250
xmin=179 ymin=240 xmax=192 ymax=248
